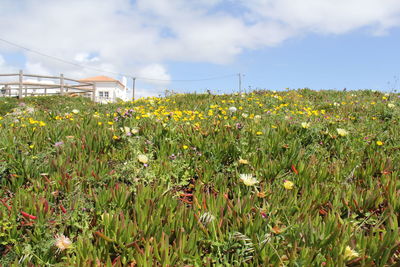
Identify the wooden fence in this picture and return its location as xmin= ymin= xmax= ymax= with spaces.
xmin=0 ymin=70 xmax=96 ymax=101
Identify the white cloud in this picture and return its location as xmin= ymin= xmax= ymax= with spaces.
xmin=138 ymin=64 xmax=171 ymax=85
xmin=74 ymin=53 xmax=100 ymax=63
xmin=133 ymin=87 xmax=166 ymax=98
xmin=0 ymin=0 xmax=399 ymax=91
xmin=25 ymin=62 xmax=51 ymax=76
xmin=241 ymin=0 xmax=400 ymax=35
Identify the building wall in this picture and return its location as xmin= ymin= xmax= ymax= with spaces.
xmin=95 ymin=82 xmax=128 ymax=103
xmin=1 ymin=81 xmax=129 ymax=103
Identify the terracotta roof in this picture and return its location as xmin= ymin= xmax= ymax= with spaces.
xmin=79 ymin=76 xmax=125 ymax=88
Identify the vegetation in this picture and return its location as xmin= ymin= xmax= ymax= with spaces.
xmin=0 ymin=89 xmax=399 ymax=266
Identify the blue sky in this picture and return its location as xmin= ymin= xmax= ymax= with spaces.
xmin=1 ymin=0 xmax=400 ymax=97
xmin=142 ymin=27 xmax=400 ymax=94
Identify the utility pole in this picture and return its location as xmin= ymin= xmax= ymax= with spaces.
xmin=238 ymin=73 xmax=244 ymax=93
xmin=132 ymin=77 xmax=136 ymax=100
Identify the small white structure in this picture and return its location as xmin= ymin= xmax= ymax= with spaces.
xmin=79 ymin=76 xmax=129 ymax=103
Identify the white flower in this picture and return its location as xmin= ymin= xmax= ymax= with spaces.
xmin=336 ymin=128 xmax=349 ymax=137
xmin=239 ymin=174 xmax=259 ymax=186
xmin=333 ymin=102 xmax=340 ymax=107
xmin=137 ymin=154 xmax=149 ymax=164
xmin=344 ymin=246 xmax=359 ymax=260
xmin=241 ymin=113 xmax=249 ymax=118
xmin=72 ymin=109 xmax=79 ymax=114
xmin=54 ymin=234 xmax=72 ymax=253
xmin=301 ymin=122 xmax=310 ymax=129
xmin=228 ymin=106 xmax=237 ymax=113
xmin=26 ymin=107 xmax=35 ymax=114
xmin=131 ymin=128 xmax=139 ymax=134
xmin=388 ymin=103 xmax=395 ymax=108
xmin=254 ymin=115 xmax=262 ymax=121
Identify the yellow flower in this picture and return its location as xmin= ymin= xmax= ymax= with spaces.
xmin=239 ymin=174 xmax=259 ymax=186
xmin=54 ymin=234 xmax=73 ymax=253
xmin=344 ymin=246 xmax=359 ymax=260
xmin=98 ymin=122 xmax=102 ymax=126
xmin=112 ymin=135 xmax=119 ymax=140
xmin=301 ymin=122 xmax=310 ymax=129
xmin=256 ymin=131 xmax=263 ymax=135
xmin=283 ymin=180 xmax=294 ymax=190
xmin=137 ymin=154 xmax=149 ymax=164
xmin=29 ymin=144 xmax=34 ymax=149
xmin=238 ymin=159 xmax=249 ymax=165
xmin=376 ymin=141 xmax=383 ymax=146
xmin=183 ymin=145 xmax=189 ymax=150
xmin=108 ymin=121 xmax=114 ymax=125
xmin=336 ymin=128 xmax=349 ymax=137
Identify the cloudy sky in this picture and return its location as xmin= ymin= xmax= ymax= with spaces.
xmin=1 ymin=0 xmax=400 ymax=97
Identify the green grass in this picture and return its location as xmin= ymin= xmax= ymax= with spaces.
xmin=0 ymin=90 xmax=399 ymax=266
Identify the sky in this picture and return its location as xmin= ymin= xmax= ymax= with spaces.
xmin=0 ymin=0 xmax=400 ymax=97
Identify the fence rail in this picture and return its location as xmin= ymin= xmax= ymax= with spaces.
xmin=0 ymin=70 xmax=96 ymax=101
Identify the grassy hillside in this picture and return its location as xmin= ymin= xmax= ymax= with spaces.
xmin=0 ymin=90 xmax=399 ymax=266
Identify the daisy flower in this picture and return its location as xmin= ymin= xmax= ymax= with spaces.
xmin=239 ymin=174 xmax=259 ymax=186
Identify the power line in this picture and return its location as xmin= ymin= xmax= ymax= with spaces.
xmin=138 ymin=73 xmax=237 ymax=82
xmin=0 ymin=37 xmax=132 ymax=78
xmin=0 ymin=37 xmax=237 ymax=82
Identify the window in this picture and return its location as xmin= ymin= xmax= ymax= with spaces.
xmin=99 ymin=91 xmax=110 ymax=99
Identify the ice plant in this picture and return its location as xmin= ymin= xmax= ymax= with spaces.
xmin=283 ymin=180 xmax=294 ymax=190
xmin=336 ymin=128 xmax=349 ymax=137
xmin=198 ymin=212 xmax=215 ymax=226
xmin=54 ymin=234 xmax=73 ymax=253
xmin=239 ymin=174 xmax=259 ymax=186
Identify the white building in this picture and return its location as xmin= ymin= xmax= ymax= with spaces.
xmin=79 ymin=75 xmax=130 ymax=103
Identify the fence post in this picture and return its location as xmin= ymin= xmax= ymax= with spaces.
xmin=60 ymin=74 xmax=64 ymax=95
xmin=132 ymin=77 xmax=136 ymax=100
xmin=92 ymin=83 xmax=96 ymax=101
xmin=18 ymin=70 xmax=23 ymax=99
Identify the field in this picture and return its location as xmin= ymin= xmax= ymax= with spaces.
xmin=0 ymin=89 xmax=399 ymax=266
